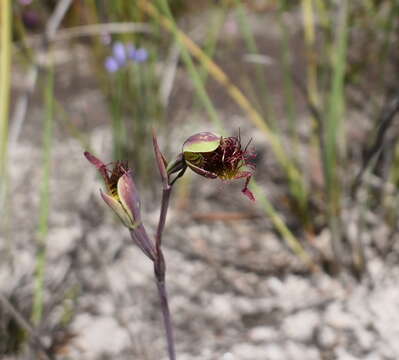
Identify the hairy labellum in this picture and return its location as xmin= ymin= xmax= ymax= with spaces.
xmin=182 ymin=132 xmax=256 ymax=201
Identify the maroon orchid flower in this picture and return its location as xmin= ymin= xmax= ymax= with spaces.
xmin=182 ymin=132 xmax=256 ymax=201
xmin=84 ymin=151 xmax=157 ymax=260
xmin=84 ymin=151 xmax=141 ymax=229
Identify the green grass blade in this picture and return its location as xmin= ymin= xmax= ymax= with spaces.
xmin=324 ymin=1 xmax=349 ymax=268
xmin=301 ymin=0 xmax=320 ymax=107
xmin=277 ymin=6 xmax=297 ymax=148
xmin=0 ymin=0 xmax=12 ymax=181
xmin=325 ymin=0 xmax=348 ymax=201
xmin=32 ymin=64 xmax=54 ymax=325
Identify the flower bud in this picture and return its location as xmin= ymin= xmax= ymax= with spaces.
xmin=84 ymin=151 xmax=141 ymax=229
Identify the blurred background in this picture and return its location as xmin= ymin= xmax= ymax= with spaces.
xmin=1 ymin=0 xmax=399 ymax=359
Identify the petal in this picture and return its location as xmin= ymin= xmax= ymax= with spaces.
xmin=232 ymin=170 xmax=253 ymax=180
xmin=117 ymin=173 xmax=141 ymax=224
xmin=84 ymin=151 xmax=109 ymax=182
xmin=242 ymin=187 xmax=255 ymax=202
xmin=241 ymin=176 xmax=255 ymax=201
xmin=152 ymin=129 xmax=168 ymax=185
xmin=100 ymin=190 xmax=137 ymax=228
xmin=183 ymin=132 xmax=221 ymax=153
xmin=84 ymin=151 xmax=105 ymax=169
xmin=186 ymin=161 xmax=218 ymax=179
xmin=112 ymin=42 xmax=127 ymax=65
xmin=126 ymin=43 xmax=136 ymax=59
xmin=134 ymin=48 xmax=148 ymax=62
xmin=104 ymin=56 xmax=119 ymax=73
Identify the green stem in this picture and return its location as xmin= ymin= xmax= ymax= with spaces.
xmin=32 ymin=65 xmax=54 ymax=325
xmin=0 ymin=0 xmax=11 ymax=181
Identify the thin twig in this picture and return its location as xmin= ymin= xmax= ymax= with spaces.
xmin=45 ymin=0 xmax=74 ymax=41
xmin=9 ymin=66 xmax=38 ymax=149
xmin=25 ymin=22 xmax=152 ymax=48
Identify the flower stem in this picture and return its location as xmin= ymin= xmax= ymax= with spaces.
xmin=156 ymin=278 xmax=176 ymax=360
xmin=154 ymin=185 xmax=176 ymax=359
xmin=156 ymin=187 xmax=171 ymax=255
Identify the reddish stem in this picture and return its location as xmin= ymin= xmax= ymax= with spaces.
xmin=154 ymin=186 xmax=175 ymax=359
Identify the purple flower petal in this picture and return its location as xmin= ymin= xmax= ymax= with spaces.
xmin=117 ymin=172 xmax=141 ymax=225
xmin=126 ymin=43 xmax=137 ymax=60
xmin=105 ymin=56 xmax=119 ymax=73
xmin=112 ymin=42 xmax=127 ymax=65
xmin=133 ymin=48 xmax=148 ymax=63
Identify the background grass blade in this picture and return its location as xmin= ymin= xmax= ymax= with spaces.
xmin=32 ymin=65 xmax=54 ymax=326
xmin=301 ymin=0 xmax=320 ymax=108
xmin=0 ymin=0 xmax=12 ymax=182
xmin=324 ymin=0 xmax=349 ymax=268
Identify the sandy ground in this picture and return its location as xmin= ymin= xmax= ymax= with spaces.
xmin=1 ymin=121 xmax=399 ymax=360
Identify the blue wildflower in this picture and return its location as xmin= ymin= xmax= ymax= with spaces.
xmin=112 ymin=42 xmax=127 ymax=65
xmin=105 ymin=56 xmax=120 ymax=73
xmin=105 ymin=42 xmax=148 ymax=73
xmin=133 ymin=48 xmax=149 ymax=63
xmin=126 ymin=44 xmax=137 ymax=59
